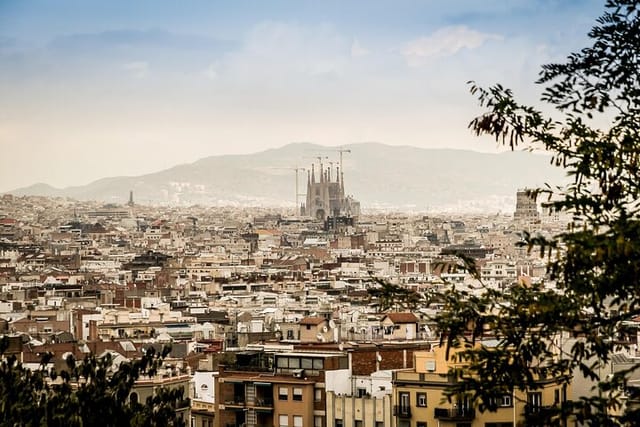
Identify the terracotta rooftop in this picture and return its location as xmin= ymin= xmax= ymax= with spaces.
xmin=383 ymin=312 xmax=418 ymax=324
xmin=299 ymin=316 xmax=327 ymax=325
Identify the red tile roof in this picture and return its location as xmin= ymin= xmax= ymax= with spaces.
xmin=300 ymin=317 xmax=327 ymax=325
xmin=383 ymin=312 xmax=418 ymax=324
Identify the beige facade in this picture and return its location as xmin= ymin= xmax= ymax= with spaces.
xmin=380 ymin=313 xmax=418 ymax=341
xmin=191 ymin=400 xmax=215 ymax=427
xmin=299 ymin=317 xmax=333 ymax=343
xmin=215 ymin=372 xmax=318 ymax=427
xmin=131 ymin=374 xmax=192 ymax=425
xmin=392 ymin=346 xmax=570 ymax=427
xmin=326 ymin=392 xmax=392 ymax=427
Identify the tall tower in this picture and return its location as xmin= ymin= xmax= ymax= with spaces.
xmin=514 ymin=189 xmax=539 ymax=221
xmin=303 ymin=156 xmax=358 ymax=221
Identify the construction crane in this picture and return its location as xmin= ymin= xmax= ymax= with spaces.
xmin=314 ymin=147 xmax=351 ymax=175
xmin=269 ymin=166 xmax=307 ymax=211
xmin=302 ymin=155 xmax=328 ymax=180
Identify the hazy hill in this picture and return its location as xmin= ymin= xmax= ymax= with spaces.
xmin=8 ymin=142 xmax=566 ymax=212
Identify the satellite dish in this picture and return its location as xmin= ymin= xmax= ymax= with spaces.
xmin=329 ymin=319 xmax=336 ymax=329
xmin=377 ymin=354 xmax=383 ymax=362
xmin=274 ymin=324 xmax=281 ymax=331
xmin=338 ymin=343 xmax=344 ymax=351
xmin=316 ymin=333 xmax=323 ymax=341
xmin=322 ymin=326 xmax=329 ymax=333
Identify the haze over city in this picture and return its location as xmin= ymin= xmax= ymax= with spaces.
xmin=3 ymin=2 xmax=640 ymax=426
xmin=1 ymin=0 xmax=602 ymax=193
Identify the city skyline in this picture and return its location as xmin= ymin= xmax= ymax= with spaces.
xmin=1 ymin=0 xmax=602 ymax=192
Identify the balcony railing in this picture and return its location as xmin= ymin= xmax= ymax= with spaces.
xmin=393 ymin=405 xmax=411 ymax=418
xmin=524 ymin=404 xmax=560 ymax=425
xmin=254 ymin=397 xmax=274 ymax=408
xmin=223 ymin=397 xmax=246 ymax=407
xmin=434 ymin=407 xmax=476 ymax=421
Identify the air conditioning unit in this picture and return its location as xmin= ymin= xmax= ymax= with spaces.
xmin=292 ymin=369 xmax=305 ymax=378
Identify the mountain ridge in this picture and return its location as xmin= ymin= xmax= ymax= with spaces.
xmin=7 ymin=143 xmax=565 ymax=212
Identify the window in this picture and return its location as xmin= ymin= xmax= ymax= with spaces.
xmin=399 ymin=392 xmax=410 ymax=408
xmin=293 ymin=416 xmax=303 ymax=427
xmin=314 ymin=416 xmax=324 ymax=427
xmin=527 ymin=392 xmax=542 ymax=412
xmin=339 ymin=356 xmax=348 ymax=369
xmin=501 ymin=395 xmax=512 ymax=407
xmin=417 ymin=423 xmax=427 ymax=427
xmin=279 ymin=414 xmax=288 ymax=427
xmin=417 ymin=392 xmax=427 ymax=407
xmin=335 ymin=420 xmax=343 ymax=427
xmin=375 ymin=423 xmax=384 ymax=427
xmin=356 ymin=388 xmax=366 ymax=398
xmin=293 ymin=387 xmax=303 ymax=401
xmin=279 ymin=387 xmax=289 ymax=400
xmin=314 ymin=388 xmax=322 ymax=402
xmin=355 ymin=421 xmax=363 ymax=427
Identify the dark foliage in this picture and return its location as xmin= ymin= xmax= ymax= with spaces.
xmin=435 ymin=1 xmax=640 ymax=425
xmin=367 ymin=275 xmax=423 ymax=312
xmin=0 ymin=337 xmax=188 ymax=427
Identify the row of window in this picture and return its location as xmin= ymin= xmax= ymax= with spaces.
xmin=278 ymin=386 xmax=304 ymax=401
xmin=392 ymin=420 xmax=513 ymax=427
xmin=336 ymin=421 xmax=513 ymax=427
xmin=397 ymin=392 xmax=512 ymax=408
xmin=277 ymin=357 xmax=324 ymax=370
xmin=278 ymin=414 xmax=303 ymax=427
xmin=278 ymin=415 xmax=325 ymax=427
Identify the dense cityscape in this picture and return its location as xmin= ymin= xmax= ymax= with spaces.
xmin=2 ymin=154 xmax=637 ymax=426
xmin=4 ymin=1 xmax=640 ymax=426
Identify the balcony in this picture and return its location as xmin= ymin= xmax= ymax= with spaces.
xmin=434 ymin=407 xmax=476 ymax=421
xmin=253 ymin=397 xmax=274 ymax=409
xmin=223 ymin=396 xmax=246 ymax=408
xmin=393 ymin=405 xmax=412 ymax=418
xmin=524 ymin=405 xmax=559 ymax=425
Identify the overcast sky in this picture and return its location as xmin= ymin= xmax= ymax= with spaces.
xmin=0 ymin=0 xmax=603 ymax=192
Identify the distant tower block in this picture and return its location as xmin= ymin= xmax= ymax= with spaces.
xmin=128 ymin=190 xmax=134 ymax=207
xmin=514 ymin=189 xmax=539 ymax=221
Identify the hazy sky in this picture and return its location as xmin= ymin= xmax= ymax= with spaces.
xmin=0 ymin=0 xmax=603 ymax=192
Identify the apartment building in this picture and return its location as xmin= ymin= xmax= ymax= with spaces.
xmin=392 ymin=345 xmax=570 ymax=427
xmin=214 ymin=349 xmax=348 ymax=427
